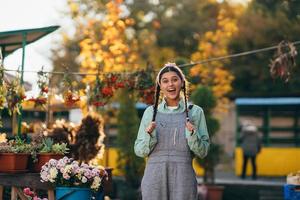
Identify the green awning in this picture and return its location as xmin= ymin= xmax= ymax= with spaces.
xmin=0 ymin=25 xmax=59 ymax=57
xmin=0 ymin=25 xmax=60 ymax=137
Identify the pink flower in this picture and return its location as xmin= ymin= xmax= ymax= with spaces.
xmin=40 ymin=171 xmax=49 ymax=182
xmin=23 ymin=187 xmax=34 ymax=197
xmin=49 ymin=159 xmax=57 ymax=166
xmin=63 ymin=173 xmax=70 ymax=180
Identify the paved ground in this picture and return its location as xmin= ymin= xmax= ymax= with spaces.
xmin=196 ymin=171 xmax=287 ymax=200
xmin=197 ymin=170 xmax=286 ymax=186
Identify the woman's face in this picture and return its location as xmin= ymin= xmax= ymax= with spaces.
xmin=160 ymin=71 xmax=183 ymax=102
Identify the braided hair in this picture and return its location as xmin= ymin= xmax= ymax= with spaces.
xmin=152 ymin=63 xmax=190 ymax=122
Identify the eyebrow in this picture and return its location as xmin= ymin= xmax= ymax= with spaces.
xmin=161 ymin=76 xmax=179 ymax=80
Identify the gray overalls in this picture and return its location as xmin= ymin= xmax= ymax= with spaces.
xmin=141 ymin=111 xmax=198 ymax=200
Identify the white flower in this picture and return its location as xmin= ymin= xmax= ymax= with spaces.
xmin=64 ymin=164 xmax=72 ymax=173
xmin=91 ymin=176 xmax=101 ymax=190
xmin=81 ymin=176 xmax=87 ymax=183
xmin=41 ymin=165 xmax=48 ymax=171
xmin=49 ymin=168 xmax=58 ymax=182
xmin=40 ymin=171 xmax=49 ymax=182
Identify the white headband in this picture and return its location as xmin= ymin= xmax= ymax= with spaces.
xmin=156 ymin=63 xmax=185 ymax=85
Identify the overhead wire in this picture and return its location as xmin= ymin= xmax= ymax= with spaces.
xmin=1 ymin=40 xmax=299 ymax=75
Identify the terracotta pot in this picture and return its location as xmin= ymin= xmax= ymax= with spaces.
xmin=206 ymin=185 xmax=224 ymax=200
xmin=0 ymin=153 xmax=30 ymax=172
xmin=33 ymin=153 xmax=64 ymax=172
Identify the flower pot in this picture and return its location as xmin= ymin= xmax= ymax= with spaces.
xmin=0 ymin=153 xmax=30 ymax=172
xmin=33 ymin=153 xmax=64 ymax=172
xmin=206 ymin=185 xmax=224 ymax=200
xmin=56 ymin=187 xmax=92 ymax=200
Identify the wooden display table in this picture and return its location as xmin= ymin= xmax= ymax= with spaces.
xmin=0 ymin=173 xmax=54 ymax=200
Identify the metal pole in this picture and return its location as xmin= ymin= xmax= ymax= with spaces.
xmin=17 ymin=33 xmax=27 ymax=137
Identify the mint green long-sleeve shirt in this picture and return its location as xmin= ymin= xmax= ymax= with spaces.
xmin=134 ymin=98 xmax=210 ymax=159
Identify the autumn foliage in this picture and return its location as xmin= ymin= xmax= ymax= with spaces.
xmin=190 ymin=9 xmax=238 ymax=113
xmin=71 ymin=0 xmax=139 ymax=84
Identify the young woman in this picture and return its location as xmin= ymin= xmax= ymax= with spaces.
xmin=134 ymin=63 xmax=210 ymax=200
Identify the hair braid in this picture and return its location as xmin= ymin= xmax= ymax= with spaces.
xmin=152 ymin=84 xmax=161 ymax=122
xmin=183 ymin=81 xmax=189 ymax=122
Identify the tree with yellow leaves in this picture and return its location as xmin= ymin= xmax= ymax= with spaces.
xmin=190 ymin=8 xmax=238 ymax=113
xmin=69 ymin=0 xmax=139 ymax=84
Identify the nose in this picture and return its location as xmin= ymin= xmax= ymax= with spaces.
xmin=168 ymin=81 xmax=174 ymax=87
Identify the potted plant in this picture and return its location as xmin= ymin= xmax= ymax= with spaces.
xmin=0 ymin=137 xmax=32 ymax=172
xmin=191 ymin=85 xmax=224 ymax=200
xmin=30 ymin=136 xmax=69 ymax=172
xmin=40 ymin=156 xmax=107 ymax=200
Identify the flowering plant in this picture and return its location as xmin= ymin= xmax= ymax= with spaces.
xmin=62 ymin=72 xmax=80 ymax=107
xmin=6 ymin=78 xmax=26 ymax=115
xmin=269 ymin=41 xmax=297 ymax=82
xmin=27 ymin=70 xmax=49 ymax=109
xmin=133 ymin=69 xmax=155 ymax=105
xmin=88 ymin=74 xmax=124 ymax=107
xmin=40 ymin=157 xmax=107 ymax=191
xmin=23 ymin=187 xmax=48 ymax=200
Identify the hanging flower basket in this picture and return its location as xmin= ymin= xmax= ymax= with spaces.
xmin=269 ymin=41 xmax=297 ymax=82
xmin=63 ymin=90 xmax=80 ymax=107
xmin=27 ymin=69 xmax=49 ymax=108
xmin=27 ymin=96 xmax=48 ymax=108
xmin=88 ymin=74 xmax=114 ymax=107
xmin=5 ymin=77 xmax=26 ymax=115
xmin=62 ymin=71 xmax=80 ymax=107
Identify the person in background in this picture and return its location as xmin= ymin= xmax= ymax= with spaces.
xmin=240 ymin=121 xmax=262 ymax=180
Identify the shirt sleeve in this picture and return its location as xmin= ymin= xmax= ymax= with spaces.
xmin=186 ymin=106 xmax=210 ymax=158
xmin=134 ymin=106 xmax=158 ymax=158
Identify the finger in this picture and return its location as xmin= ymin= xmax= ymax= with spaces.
xmin=151 ymin=122 xmax=156 ymax=128
xmin=146 ymin=122 xmax=156 ymax=133
xmin=186 ymin=123 xmax=195 ymax=132
xmin=186 ymin=122 xmax=193 ymax=128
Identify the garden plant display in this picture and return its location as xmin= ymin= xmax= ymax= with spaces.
xmin=40 ymin=157 xmax=107 ymax=191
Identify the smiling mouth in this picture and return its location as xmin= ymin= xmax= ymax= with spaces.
xmin=167 ymin=88 xmax=176 ymax=92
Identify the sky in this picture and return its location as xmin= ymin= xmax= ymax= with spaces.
xmin=0 ymin=0 xmax=70 ymax=95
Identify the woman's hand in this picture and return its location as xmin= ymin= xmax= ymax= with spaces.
xmin=146 ymin=122 xmax=156 ymax=135
xmin=186 ymin=121 xmax=195 ymax=135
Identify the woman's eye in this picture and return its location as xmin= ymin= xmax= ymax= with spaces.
xmin=162 ymin=80 xmax=168 ymax=84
